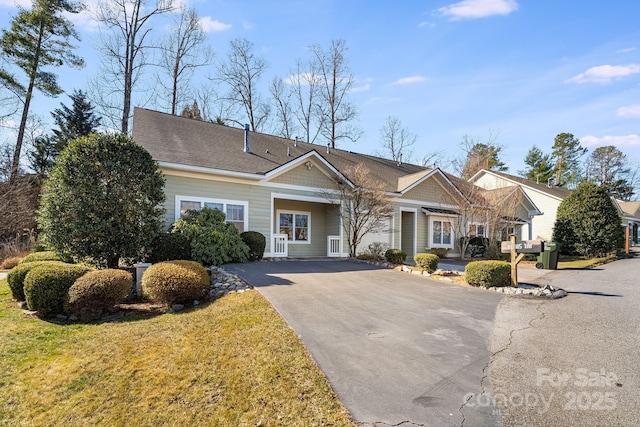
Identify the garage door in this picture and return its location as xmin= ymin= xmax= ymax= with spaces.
xmin=356 ymin=217 xmax=393 ymax=255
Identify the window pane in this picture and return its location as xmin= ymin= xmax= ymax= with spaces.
xmin=433 ymin=221 xmax=442 ymax=244
xmin=204 ymin=202 xmax=224 ymax=211
xmin=477 ymin=225 xmax=485 ymax=236
xmin=469 ymin=224 xmax=476 ymax=235
xmin=230 ymin=221 xmax=244 ymax=233
xmin=280 ymin=213 xmax=293 ymax=240
xmin=295 ymin=214 xmax=308 ymax=241
xmin=180 ymin=201 xmax=201 ymax=216
xmin=443 ymin=222 xmax=452 ymax=245
xmin=226 ymin=204 xmax=244 ymax=222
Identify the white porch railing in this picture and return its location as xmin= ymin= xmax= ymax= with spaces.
xmin=273 ymin=234 xmax=288 ymax=257
xmin=327 ymin=235 xmax=341 ymax=257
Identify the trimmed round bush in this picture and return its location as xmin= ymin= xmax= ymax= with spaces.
xmin=24 ymin=263 xmax=93 ymax=315
xmin=385 ymin=249 xmax=407 ymax=264
xmin=465 ymin=260 xmax=511 ymax=288
xmin=414 ymin=253 xmax=440 ymax=273
xmin=65 ymin=269 xmax=133 ymax=320
xmin=146 ymin=232 xmax=192 ymax=263
xmin=141 ymin=260 xmax=210 ymax=305
xmin=7 ymin=261 xmax=66 ymax=301
xmin=240 ymin=231 xmax=266 ymax=261
xmin=19 ymin=251 xmax=63 ymax=264
xmin=1 ymin=256 xmax=22 ymax=270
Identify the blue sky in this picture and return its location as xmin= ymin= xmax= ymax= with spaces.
xmin=1 ymin=0 xmax=639 ymax=174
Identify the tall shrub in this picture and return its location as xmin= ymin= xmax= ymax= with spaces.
xmin=173 ymin=207 xmax=249 ymax=265
xmin=552 ymin=181 xmax=624 ymax=257
xmin=38 ymin=133 xmax=165 ymax=268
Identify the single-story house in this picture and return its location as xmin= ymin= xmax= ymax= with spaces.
xmin=615 ymin=200 xmax=640 ymax=245
xmin=132 ymin=108 xmax=540 ymax=258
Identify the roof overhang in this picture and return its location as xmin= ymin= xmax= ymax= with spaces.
xmin=421 ymin=207 xmax=460 ymax=217
xmin=262 ymin=150 xmax=355 ymax=188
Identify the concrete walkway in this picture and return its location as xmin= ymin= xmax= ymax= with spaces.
xmin=226 ymin=260 xmax=504 ymax=426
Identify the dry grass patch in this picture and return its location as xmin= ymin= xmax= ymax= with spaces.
xmin=557 ymin=255 xmax=614 ymax=269
xmin=0 ymin=279 xmax=353 ymax=426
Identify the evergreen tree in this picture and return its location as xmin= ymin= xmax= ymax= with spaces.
xmin=0 ymin=0 xmax=85 ymax=181
xmin=51 ymin=89 xmax=102 ymax=152
xmin=585 ymin=145 xmax=633 ymax=200
xmin=552 ymin=181 xmax=624 ymax=257
xmin=461 ymin=142 xmax=508 ymax=180
xmin=26 ymin=89 xmax=101 ymax=176
xmin=550 ymin=133 xmax=587 ymax=187
xmin=520 ymin=145 xmax=554 ymax=183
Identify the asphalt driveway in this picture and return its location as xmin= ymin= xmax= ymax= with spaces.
xmin=225 ymin=260 xmax=504 ymax=426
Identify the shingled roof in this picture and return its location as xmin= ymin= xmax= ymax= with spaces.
xmin=473 ymin=170 xmax=572 ymax=200
xmin=132 ymin=107 xmax=444 ymax=193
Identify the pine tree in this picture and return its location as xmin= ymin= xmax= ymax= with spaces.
xmin=0 ymin=0 xmax=85 ymax=181
xmin=550 ymin=133 xmax=587 ymax=187
xmin=585 ymin=145 xmax=633 ymax=200
xmin=520 ymin=145 xmax=554 ymax=183
xmin=51 ymin=89 xmax=102 ymax=152
xmin=27 ymin=89 xmax=101 ymax=176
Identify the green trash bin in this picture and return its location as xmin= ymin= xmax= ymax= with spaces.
xmin=536 ymin=242 xmax=559 ymax=269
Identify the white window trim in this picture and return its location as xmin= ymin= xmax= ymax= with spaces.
xmin=175 ymin=195 xmax=249 ymax=232
xmin=277 ymin=209 xmax=311 ymax=245
xmin=469 ymin=222 xmax=487 ymax=237
xmin=430 ymin=217 xmax=455 ymax=249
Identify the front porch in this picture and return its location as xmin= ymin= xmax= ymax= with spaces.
xmin=269 ymin=195 xmax=344 ymax=258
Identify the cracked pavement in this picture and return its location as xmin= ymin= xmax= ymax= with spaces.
xmin=490 ymin=257 xmax=640 ymax=426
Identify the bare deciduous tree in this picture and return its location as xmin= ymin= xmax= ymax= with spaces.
xmin=323 ymin=163 xmax=394 ymax=257
xmin=310 ymin=39 xmax=361 ymax=148
xmin=157 ymin=5 xmax=212 ymax=115
xmin=216 ymin=38 xmax=270 ymax=131
xmin=377 ymin=116 xmax=417 ymax=162
xmin=269 ymin=77 xmax=296 ymax=139
xmin=93 ymin=0 xmax=173 ymax=133
xmin=288 ymin=59 xmax=323 ymax=144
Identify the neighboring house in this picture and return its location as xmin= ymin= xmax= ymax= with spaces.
xmin=470 ymin=170 xmax=571 ymax=241
xmin=132 ymin=108 xmax=539 ymax=258
xmin=471 ymin=169 xmax=640 ymax=247
xmin=615 ymin=200 xmax=640 ymax=245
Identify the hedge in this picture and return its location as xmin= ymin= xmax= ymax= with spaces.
xmin=141 ymin=260 xmax=210 ymax=305
xmin=414 ymin=253 xmax=440 ymax=273
xmin=465 ymin=260 xmax=511 ymax=288
xmin=65 ymin=269 xmax=133 ymax=320
xmin=23 ymin=263 xmax=93 ymax=315
xmin=7 ymin=261 xmax=66 ymax=301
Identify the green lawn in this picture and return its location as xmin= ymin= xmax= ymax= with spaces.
xmin=0 ymin=278 xmax=354 ymax=426
xmin=557 ymin=255 xmax=615 ymax=269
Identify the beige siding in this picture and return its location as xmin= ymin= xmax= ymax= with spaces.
xmin=269 ymin=162 xmax=338 ymax=189
xmin=401 ymin=175 xmax=457 ymax=205
xmin=162 ymin=170 xmax=343 ymax=256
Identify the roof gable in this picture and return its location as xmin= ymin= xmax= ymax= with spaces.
xmin=469 ymin=169 xmax=571 ymax=201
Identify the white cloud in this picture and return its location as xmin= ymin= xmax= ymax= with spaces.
xmin=418 ymin=21 xmax=435 ymax=29
xmin=350 ymin=83 xmax=371 ymax=93
xmin=198 ymin=16 xmax=231 ymax=32
xmin=363 ymin=96 xmax=401 ymax=106
xmin=437 ymin=0 xmax=518 ymax=20
xmin=392 ymin=75 xmax=427 ymax=85
xmin=617 ymin=104 xmax=640 ymax=118
xmin=581 ymin=134 xmax=640 ymax=148
xmin=616 ymin=47 xmax=636 ymax=54
xmin=565 ymin=64 xmax=640 ymax=84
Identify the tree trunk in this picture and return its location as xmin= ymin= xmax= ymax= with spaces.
xmin=10 ymin=22 xmax=44 ymax=182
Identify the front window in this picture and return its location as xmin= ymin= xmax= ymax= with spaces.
xmin=469 ymin=224 xmax=486 ymax=237
xmin=177 ymin=197 xmax=247 ymax=232
xmin=279 ymin=211 xmax=310 ymax=243
xmin=432 ymin=220 xmax=452 ymax=247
